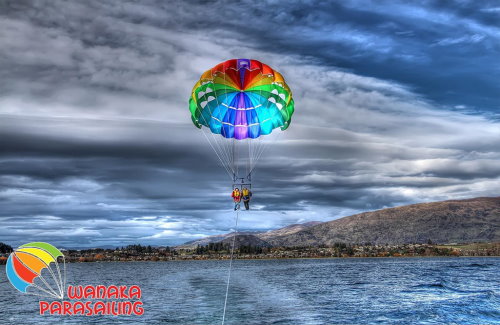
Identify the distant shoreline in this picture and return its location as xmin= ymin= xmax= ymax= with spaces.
xmin=43 ymin=255 xmax=500 ymax=264
xmin=1 ymin=242 xmax=498 ymax=265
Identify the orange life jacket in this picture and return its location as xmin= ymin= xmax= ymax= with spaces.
xmin=232 ymin=190 xmax=241 ymax=201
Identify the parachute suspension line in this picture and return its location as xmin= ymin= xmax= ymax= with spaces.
xmin=247 ymin=138 xmax=251 ymax=181
xmin=33 ymin=274 xmax=60 ymax=298
xmin=221 ymin=209 xmax=239 ymax=325
xmin=235 ymin=138 xmax=239 ymax=181
xmin=249 ymin=130 xmax=282 ymax=176
xmin=63 ymin=255 xmax=67 ymax=298
xmin=249 ymin=70 xmax=267 ymax=176
xmin=250 ymin=137 xmax=261 ymax=174
xmin=32 ymin=281 xmax=61 ymax=299
xmin=223 ymin=74 xmax=238 ymax=177
xmin=202 ymin=115 xmax=234 ymax=177
xmin=27 ymin=284 xmax=61 ymax=299
xmin=216 ymin=133 xmax=234 ymax=176
xmin=254 ymin=137 xmax=267 ymax=169
xmin=22 ymin=254 xmax=66 ymax=299
xmin=220 ymin=66 xmax=236 ymax=176
xmin=226 ymin=141 xmax=235 ymax=172
xmin=200 ymin=128 xmax=233 ymax=179
xmin=202 ymin=129 xmax=233 ymax=178
xmin=42 ymin=259 xmax=66 ymax=299
xmin=197 ymin=97 xmax=233 ymax=178
xmin=215 ymin=124 xmax=232 ymax=173
xmin=249 ymin=139 xmax=253 ymax=176
xmin=198 ymin=69 xmax=236 ymax=180
xmin=199 ymin=82 xmax=234 ymax=178
xmin=53 ymin=255 xmax=66 ymax=298
xmin=253 ymin=137 xmax=263 ymax=172
xmin=232 ymin=138 xmax=236 ymax=181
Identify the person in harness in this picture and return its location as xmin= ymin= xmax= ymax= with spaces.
xmin=231 ymin=187 xmax=242 ymax=210
xmin=242 ymin=187 xmax=252 ymax=210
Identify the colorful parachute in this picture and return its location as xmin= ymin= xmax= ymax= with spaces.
xmin=6 ymin=242 xmax=66 ymax=299
xmin=189 ymin=59 xmax=294 ymax=180
xmin=189 ymin=59 xmax=294 ymax=139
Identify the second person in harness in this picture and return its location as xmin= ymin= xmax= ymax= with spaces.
xmin=242 ymin=187 xmax=252 ymax=210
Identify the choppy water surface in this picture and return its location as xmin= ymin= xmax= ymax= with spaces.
xmin=0 ymin=257 xmax=498 ymax=324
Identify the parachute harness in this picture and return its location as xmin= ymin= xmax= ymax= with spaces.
xmin=221 ymin=209 xmax=239 ymax=325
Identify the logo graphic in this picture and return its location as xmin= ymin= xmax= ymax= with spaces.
xmin=6 ymin=242 xmax=65 ymax=299
xmin=6 ymin=242 xmax=144 ymax=316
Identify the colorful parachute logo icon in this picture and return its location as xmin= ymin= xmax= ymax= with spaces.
xmin=6 ymin=242 xmax=66 ymax=299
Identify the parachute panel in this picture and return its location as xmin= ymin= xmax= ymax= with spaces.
xmin=16 ymin=247 xmax=55 ymax=266
xmin=12 ymin=253 xmax=38 ymax=283
xmin=15 ymin=251 xmax=47 ymax=274
xmin=6 ymin=255 xmax=31 ymax=293
xmin=20 ymin=242 xmax=64 ymax=259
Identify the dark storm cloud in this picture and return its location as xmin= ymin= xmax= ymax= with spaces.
xmin=0 ymin=0 xmax=499 ymax=247
xmin=2 ymin=0 xmax=498 ymax=112
xmin=213 ymin=0 xmax=500 ymax=113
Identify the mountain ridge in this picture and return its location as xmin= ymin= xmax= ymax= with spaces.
xmin=179 ymin=196 xmax=500 ymax=248
xmin=177 ymin=221 xmax=321 ymax=249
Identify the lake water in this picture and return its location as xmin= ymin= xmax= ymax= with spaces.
xmin=0 ymin=257 xmax=499 ymax=324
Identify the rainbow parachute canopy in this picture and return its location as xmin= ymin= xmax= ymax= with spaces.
xmin=6 ymin=242 xmax=66 ymax=299
xmin=189 ymin=59 xmax=294 ymax=140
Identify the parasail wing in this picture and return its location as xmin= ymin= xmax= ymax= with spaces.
xmin=188 ymin=59 xmax=294 ymax=180
xmin=189 ymin=59 xmax=294 ymax=140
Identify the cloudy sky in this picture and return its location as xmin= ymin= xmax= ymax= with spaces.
xmin=1 ymin=0 xmax=499 ymax=248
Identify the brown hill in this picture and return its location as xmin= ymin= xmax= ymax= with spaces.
xmin=268 ymin=197 xmax=500 ymax=246
xmin=257 ymin=221 xmax=322 ymax=241
xmin=177 ymin=221 xmax=321 ymax=249
xmin=220 ymin=234 xmax=271 ymax=248
xmin=177 ymin=231 xmax=257 ymax=249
